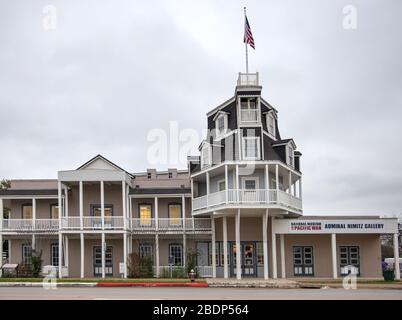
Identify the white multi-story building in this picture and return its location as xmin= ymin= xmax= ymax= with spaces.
xmin=0 ymin=73 xmax=400 ymax=280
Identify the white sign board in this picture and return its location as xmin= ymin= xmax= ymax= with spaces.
xmin=273 ymin=219 xmax=398 ymax=234
xmin=119 ymin=262 xmax=126 ymax=274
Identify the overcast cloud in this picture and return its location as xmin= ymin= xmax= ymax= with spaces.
xmin=0 ymin=0 xmax=401 ymax=216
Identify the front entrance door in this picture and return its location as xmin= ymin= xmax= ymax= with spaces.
xmin=231 ymin=242 xmax=256 ymax=277
xmin=93 ymin=246 xmax=113 ymax=277
xmin=293 ymin=246 xmax=314 ymax=276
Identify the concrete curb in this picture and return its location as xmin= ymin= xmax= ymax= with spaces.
xmin=0 ymin=282 xmax=97 ymax=287
xmin=97 ymin=282 xmax=208 ymax=288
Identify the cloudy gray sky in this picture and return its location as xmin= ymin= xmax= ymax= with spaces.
xmin=0 ymin=0 xmax=401 ymax=216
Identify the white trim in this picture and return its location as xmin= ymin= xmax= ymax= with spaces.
xmin=241 ymin=176 xmax=259 ymax=190
xmin=215 ymin=113 xmax=228 ymax=138
xmin=201 ymin=144 xmax=212 ymax=169
xmin=217 ymin=179 xmax=226 ymax=191
xmin=242 ymin=136 xmax=261 ymax=160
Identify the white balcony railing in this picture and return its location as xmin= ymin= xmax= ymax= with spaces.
xmin=131 ymin=218 xmax=211 ymax=232
xmin=240 ymin=109 xmax=259 ymax=123
xmin=237 ymin=72 xmax=259 ymax=86
xmin=192 ymin=189 xmax=302 ymax=212
xmin=1 ymin=219 xmax=59 ymax=232
xmin=61 ymin=216 xmax=126 ymax=230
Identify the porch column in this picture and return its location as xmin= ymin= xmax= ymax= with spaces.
xmin=65 ymin=236 xmax=69 ymax=272
xmin=79 ymin=181 xmax=83 ymax=230
xmin=122 ymin=181 xmax=127 ymax=230
xmin=190 ymin=179 xmax=195 ymax=230
xmin=123 ymin=233 xmax=127 ymax=278
xmin=64 ymin=186 xmax=69 ymax=218
xmin=275 ymin=164 xmax=279 ymax=197
xmin=299 ymin=177 xmax=302 ymax=198
xmin=265 ymin=164 xmax=269 ymax=203
xmin=331 ymin=233 xmax=338 ymax=279
xmin=206 ymin=172 xmax=210 ymax=207
xmin=100 ymin=181 xmax=105 ymax=230
xmin=288 ymin=171 xmax=291 ymax=194
xmin=271 ymin=224 xmax=277 ymax=279
xmin=101 ymin=233 xmax=106 ymax=278
xmin=280 ymin=234 xmax=286 ymax=278
xmin=211 ymin=214 xmax=216 ymax=278
xmin=80 ymin=233 xmax=84 ymax=278
xmin=394 ymin=233 xmax=400 ymax=280
xmin=182 ymin=195 xmax=186 ymax=229
xmin=32 ymin=198 xmax=36 ymax=250
xmin=235 ymin=209 xmax=241 ymax=280
xmin=0 ymin=198 xmax=3 ymax=231
xmin=0 ymin=234 xmax=2 ymax=277
xmin=235 ymin=164 xmax=239 ymax=201
xmin=58 ymin=232 xmax=62 ymax=278
xmin=183 ymin=233 xmax=187 ymax=269
xmin=154 ymin=196 xmax=158 ymax=231
xmin=224 ymin=164 xmax=228 ymax=203
xmin=155 ymin=234 xmax=160 ymax=277
xmin=223 ymin=216 xmax=228 ymax=278
xmin=262 ymin=210 xmax=269 ymax=279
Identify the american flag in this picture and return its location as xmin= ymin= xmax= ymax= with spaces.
xmin=244 ymin=15 xmax=255 ymax=49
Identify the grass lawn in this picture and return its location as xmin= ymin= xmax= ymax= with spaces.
xmin=296 ymin=279 xmax=402 ymax=285
xmin=0 ymin=277 xmax=206 ymax=283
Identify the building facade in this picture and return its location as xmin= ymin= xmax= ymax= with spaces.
xmin=0 ymin=73 xmax=400 ymax=280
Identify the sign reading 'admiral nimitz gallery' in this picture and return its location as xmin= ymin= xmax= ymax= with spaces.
xmin=272 ymin=219 xmax=398 ymax=234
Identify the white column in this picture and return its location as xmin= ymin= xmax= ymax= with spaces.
xmin=65 ymin=236 xmax=69 ymax=272
xmin=8 ymin=240 xmax=12 ymax=264
xmin=0 ymin=234 xmax=2 ymax=277
xmin=79 ymin=181 xmax=83 ymax=230
xmin=155 ymin=234 xmax=160 ymax=277
xmin=191 ymin=179 xmax=195 ymax=229
xmin=271 ymin=224 xmax=277 ymax=279
xmin=275 ymin=164 xmax=279 ymax=195
xmin=394 ymin=233 xmax=400 ymax=280
xmin=100 ymin=181 xmax=105 ymax=230
xmin=223 ymin=216 xmax=228 ymax=278
xmin=206 ymin=172 xmax=210 ymax=207
xmin=58 ymin=232 xmax=62 ymax=278
xmin=123 ymin=233 xmax=127 ymax=278
xmin=235 ymin=164 xmax=239 ymax=201
xmin=32 ymin=198 xmax=36 ymax=229
xmin=331 ymin=233 xmax=337 ymax=279
xmin=0 ymin=198 xmax=3 ymax=230
xmin=236 ymin=209 xmax=241 ymax=279
xmin=154 ymin=197 xmax=158 ymax=231
xmin=224 ymin=165 xmax=228 ymax=203
xmin=64 ymin=186 xmax=69 ymax=218
xmin=299 ymin=177 xmax=302 ymax=198
xmin=122 ymin=181 xmax=127 ymax=230
xmin=182 ymin=195 xmax=186 ymax=230
xmin=265 ymin=164 xmax=269 ymax=202
xmin=263 ymin=210 xmax=269 ymax=279
xmin=80 ymin=233 xmax=84 ymax=278
xmin=288 ymin=171 xmax=291 ymax=194
xmin=280 ymin=234 xmax=286 ymax=278
xmin=183 ymin=233 xmax=186 ymax=269
xmin=32 ymin=235 xmax=36 ymax=251
xmin=211 ymin=214 xmax=216 ymax=278
xmin=101 ymin=233 xmax=106 ymax=278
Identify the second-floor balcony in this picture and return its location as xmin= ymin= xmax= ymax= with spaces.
xmin=1 ymin=219 xmax=59 ymax=233
xmin=192 ymin=189 xmax=302 ymax=213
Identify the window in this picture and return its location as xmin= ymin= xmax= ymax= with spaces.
xmin=340 ymin=246 xmax=360 ymax=276
xmin=218 ymin=180 xmax=226 ymax=191
xmin=208 ymin=242 xmax=220 ymax=266
xmin=168 ymin=204 xmax=181 ymax=226
xmin=93 ymin=246 xmax=113 ymax=276
xmin=169 ymin=244 xmax=183 ymax=266
xmin=147 ymin=172 xmax=152 ymax=179
xmin=50 ymin=204 xmax=59 ymax=219
xmin=139 ymin=204 xmax=152 ymax=226
xmin=293 ymin=246 xmax=314 ymax=276
xmin=22 ymin=205 xmax=32 ymax=219
xmin=168 ymin=172 xmax=173 ymax=179
xmin=51 ymin=244 xmax=59 ymax=266
xmin=139 ymin=244 xmax=153 ymax=260
xmin=92 ymin=205 xmax=113 ymax=217
xmin=243 ymin=179 xmax=257 ymax=190
xmin=22 ymin=244 xmax=32 ymax=266
xmin=256 ymin=242 xmax=264 ymax=265
xmin=267 ymin=113 xmax=276 ymax=137
xmin=242 ymin=137 xmax=260 ymax=160
xmin=287 ymin=145 xmax=294 ymax=167
xmin=215 ymin=114 xmax=227 ymax=137
xmin=201 ymin=144 xmax=211 ymax=169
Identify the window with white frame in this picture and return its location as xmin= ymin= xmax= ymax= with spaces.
xmin=267 ymin=112 xmax=276 ymax=137
xmin=218 ymin=180 xmax=226 ymax=191
xmin=22 ymin=244 xmax=32 ymax=266
xmin=201 ymin=144 xmax=211 ymax=169
xmin=139 ymin=244 xmax=153 ymax=260
xmin=287 ymin=145 xmax=294 ymax=167
xmin=242 ymin=137 xmax=260 ymax=160
xmin=169 ymin=244 xmax=183 ymax=266
xmin=215 ymin=114 xmax=227 ymax=137
xmin=168 ymin=204 xmax=182 ymax=226
xmin=51 ymin=243 xmax=59 ymax=266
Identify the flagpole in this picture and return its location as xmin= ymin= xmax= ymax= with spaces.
xmin=244 ymin=7 xmax=249 ymax=74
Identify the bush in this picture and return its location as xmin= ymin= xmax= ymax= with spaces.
xmin=30 ymin=250 xmax=43 ymax=278
xmin=127 ymin=253 xmax=154 ymax=278
xmin=186 ymin=248 xmax=199 ymax=276
xmin=139 ymin=256 xmax=154 ymax=278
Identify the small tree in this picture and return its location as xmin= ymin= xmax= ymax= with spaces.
xmin=186 ymin=248 xmax=199 ymax=275
xmin=140 ymin=256 xmax=154 ymax=278
xmin=127 ymin=252 xmax=141 ymax=278
xmin=31 ymin=250 xmax=43 ymax=278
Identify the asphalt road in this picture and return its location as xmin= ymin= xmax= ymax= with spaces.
xmin=0 ymin=287 xmax=401 ymax=300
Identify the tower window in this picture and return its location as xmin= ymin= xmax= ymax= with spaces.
xmin=242 ymin=137 xmax=260 ymax=160
xmin=147 ymin=173 xmax=152 ymax=179
xmin=287 ymin=145 xmax=294 ymax=167
xmin=168 ymin=172 xmax=173 ymax=179
xmin=267 ymin=112 xmax=276 ymax=137
xmin=215 ymin=113 xmax=228 ymax=137
xmin=201 ymin=144 xmax=211 ymax=169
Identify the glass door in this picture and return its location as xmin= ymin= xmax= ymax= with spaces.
xmin=93 ymin=246 xmax=113 ymax=276
xmin=293 ymin=246 xmax=314 ymax=276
